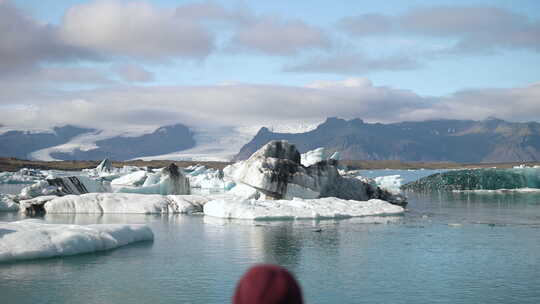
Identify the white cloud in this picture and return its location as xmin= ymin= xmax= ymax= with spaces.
xmin=0 ymin=1 xmax=96 ymax=74
xmin=305 ymin=77 xmax=373 ymax=89
xmin=284 ymin=52 xmax=421 ymax=74
xmin=340 ymin=6 xmax=540 ymax=54
xmin=59 ymin=0 xmax=214 ymax=59
xmin=112 ymin=64 xmax=154 ymax=82
xmin=230 ymin=16 xmax=331 ymax=55
xmin=2 ymin=78 xmax=539 ymax=131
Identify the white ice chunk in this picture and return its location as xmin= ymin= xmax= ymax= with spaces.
xmin=373 ymin=175 xmax=404 ymax=194
xmin=184 ymin=165 xmax=233 ymax=190
xmin=0 ymin=194 xmax=19 ymax=212
xmin=203 ymin=196 xmax=404 ymax=220
xmin=301 ymin=147 xmax=328 ymax=167
xmin=111 ymin=171 xmax=148 ymax=186
xmin=0 ymin=220 xmax=153 ymax=262
xmin=0 ymin=168 xmax=46 ymax=184
xmin=41 ymin=193 xmax=208 ymax=214
xmin=115 ymin=165 xmax=190 ymax=195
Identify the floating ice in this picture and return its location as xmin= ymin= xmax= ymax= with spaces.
xmin=373 ymin=175 xmax=404 ymax=194
xmin=0 ymin=220 xmax=153 ymax=263
xmin=115 ymin=164 xmax=190 ymax=195
xmin=203 ymin=196 xmax=404 ymax=220
xmin=20 ymin=193 xmax=209 ymax=214
xmin=0 ymin=168 xmax=46 ymax=184
xmin=402 ymin=168 xmax=540 ymax=191
xmin=183 ymin=165 xmax=234 ymax=190
xmin=111 ymin=170 xmax=148 ymax=186
xmin=300 ymin=147 xmax=328 ymax=167
xmin=96 ymin=158 xmax=113 ymax=173
xmin=0 ymin=194 xmax=19 ymax=212
xmin=19 ymin=176 xmax=110 ymax=200
xmin=82 ymin=159 xmax=142 ymax=180
xmin=224 ymin=140 xmax=406 ymax=206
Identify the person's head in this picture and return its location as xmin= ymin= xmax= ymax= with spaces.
xmin=233 ymin=264 xmax=304 ymax=304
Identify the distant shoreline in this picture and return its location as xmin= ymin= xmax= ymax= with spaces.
xmin=1 ymin=157 xmax=538 ymax=172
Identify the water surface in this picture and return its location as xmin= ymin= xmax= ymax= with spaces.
xmin=1 ymin=190 xmax=539 ymax=304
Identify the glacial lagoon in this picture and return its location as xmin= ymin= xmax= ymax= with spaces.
xmin=1 ymin=169 xmax=539 ymax=304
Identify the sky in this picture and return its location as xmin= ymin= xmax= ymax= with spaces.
xmin=1 ymin=0 xmax=540 ymax=132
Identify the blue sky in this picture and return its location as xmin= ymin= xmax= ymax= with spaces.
xmin=1 ymin=0 xmax=540 ymax=130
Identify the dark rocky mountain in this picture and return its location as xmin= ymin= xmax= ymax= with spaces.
xmin=0 ymin=123 xmax=195 ymax=161
xmin=0 ymin=125 xmax=95 ymax=159
xmin=235 ymin=117 xmax=540 ymax=163
xmin=51 ymin=124 xmax=195 ymax=161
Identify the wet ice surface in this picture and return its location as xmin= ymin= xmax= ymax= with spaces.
xmin=1 ymin=190 xmax=539 ymax=304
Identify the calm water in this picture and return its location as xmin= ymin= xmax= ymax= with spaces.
xmin=1 ymin=173 xmax=540 ymax=304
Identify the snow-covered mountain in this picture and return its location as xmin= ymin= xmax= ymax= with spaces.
xmin=0 ymin=121 xmax=318 ymax=161
xmin=0 ymin=124 xmax=195 ymax=161
xmin=236 ymin=117 xmax=540 ymax=163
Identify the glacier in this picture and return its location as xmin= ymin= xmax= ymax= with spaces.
xmin=0 ymin=220 xmax=153 ymax=263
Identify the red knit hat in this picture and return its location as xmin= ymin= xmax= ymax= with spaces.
xmin=233 ymin=264 xmax=304 ymax=304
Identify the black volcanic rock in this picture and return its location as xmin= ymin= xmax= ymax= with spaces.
xmin=51 ymin=123 xmax=195 ymax=161
xmin=235 ymin=118 xmax=540 ymax=163
xmin=0 ymin=125 xmax=95 ymax=159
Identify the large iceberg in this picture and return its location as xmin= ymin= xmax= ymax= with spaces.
xmin=0 ymin=220 xmax=153 ymax=263
xmin=203 ymin=197 xmax=404 ymax=220
xmin=402 ymin=168 xmax=540 ymax=191
xmin=20 ymin=193 xmax=209 ymax=214
xmin=224 ymin=140 xmax=406 ymax=206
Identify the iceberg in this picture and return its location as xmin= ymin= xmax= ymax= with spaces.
xmin=0 ymin=220 xmax=153 ymax=263
xmin=184 ymin=165 xmax=234 ymax=190
xmin=203 ymin=197 xmax=404 ymax=220
xmin=82 ymin=158 xmax=142 ymax=180
xmin=115 ymin=163 xmax=190 ymax=195
xmin=111 ymin=170 xmax=148 ymax=186
xmin=0 ymin=168 xmax=46 ymax=184
xmin=96 ymin=158 xmax=113 ymax=173
xmin=224 ymin=140 xmax=406 ymax=206
xmin=18 ymin=175 xmax=110 ymax=200
xmin=401 ymin=168 xmax=540 ymax=191
xmin=373 ymin=175 xmax=404 ymax=194
xmin=20 ymin=193 xmax=208 ymax=214
xmin=300 ymin=147 xmax=328 ymax=167
xmin=300 ymin=147 xmax=341 ymax=167
xmin=0 ymin=194 xmax=19 ymax=212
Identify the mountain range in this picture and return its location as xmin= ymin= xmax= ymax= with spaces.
xmin=0 ymin=124 xmax=194 ymax=161
xmin=2 ymin=117 xmax=540 ymax=163
xmin=235 ymin=117 xmax=540 ymax=163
